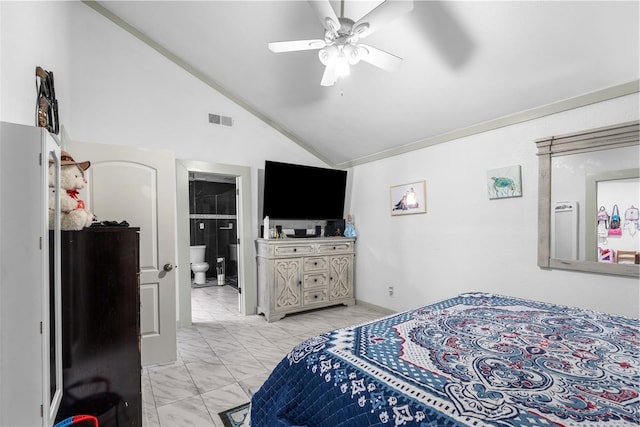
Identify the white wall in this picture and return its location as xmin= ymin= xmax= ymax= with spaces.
xmin=349 ymin=93 xmax=639 ymax=318
xmin=1 ymin=1 xmax=72 ymax=126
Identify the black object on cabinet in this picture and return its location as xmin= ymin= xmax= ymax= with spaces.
xmin=56 ymin=227 xmax=141 ymax=427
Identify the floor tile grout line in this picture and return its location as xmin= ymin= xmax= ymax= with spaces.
xmin=181 ymin=361 xmax=218 ymax=426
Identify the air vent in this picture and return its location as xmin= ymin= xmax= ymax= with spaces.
xmin=209 ymin=113 xmax=233 ymax=127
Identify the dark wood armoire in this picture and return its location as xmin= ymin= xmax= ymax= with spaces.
xmin=56 ymin=227 xmax=141 ymax=427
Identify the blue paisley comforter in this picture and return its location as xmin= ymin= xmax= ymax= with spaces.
xmin=251 ymin=293 xmax=639 ymax=426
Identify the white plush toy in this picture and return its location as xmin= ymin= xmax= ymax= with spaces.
xmin=59 ymin=151 xmax=94 ymax=230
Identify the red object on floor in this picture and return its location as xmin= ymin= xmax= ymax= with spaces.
xmin=54 ymin=414 xmax=99 ymax=427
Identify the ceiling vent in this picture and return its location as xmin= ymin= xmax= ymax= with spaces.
xmin=209 ymin=113 xmax=233 ymax=127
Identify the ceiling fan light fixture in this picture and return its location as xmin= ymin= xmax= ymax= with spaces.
xmin=351 ymin=22 xmax=369 ymax=37
xmin=270 ymin=0 xmax=412 ymax=86
xmin=344 ymin=44 xmax=364 ymax=65
xmin=335 ymin=50 xmax=350 ymax=77
xmin=318 ymin=45 xmax=338 ymax=66
xmin=324 ymin=17 xmax=340 ymax=34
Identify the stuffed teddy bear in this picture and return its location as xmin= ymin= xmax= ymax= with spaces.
xmin=58 ymin=151 xmax=94 ymax=230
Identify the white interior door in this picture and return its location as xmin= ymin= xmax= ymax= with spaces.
xmin=65 ymin=141 xmax=177 ymax=366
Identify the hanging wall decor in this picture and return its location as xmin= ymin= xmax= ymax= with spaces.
xmin=390 ymin=180 xmax=426 ymax=216
xmin=35 ymin=66 xmax=59 ymax=134
xmin=487 ymin=165 xmax=522 ymax=199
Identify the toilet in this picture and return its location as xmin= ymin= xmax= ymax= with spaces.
xmin=189 ymin=245 xmax=209 ymax=285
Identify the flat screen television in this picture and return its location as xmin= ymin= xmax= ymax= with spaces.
xmin=262 ymin=161 xmax=347 ymax=220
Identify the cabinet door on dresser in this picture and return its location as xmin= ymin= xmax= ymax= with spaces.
xmin=329 ymin=254 xmax=354 ymax=300
xmin=273 ymin=258 xmax=303 ymax=311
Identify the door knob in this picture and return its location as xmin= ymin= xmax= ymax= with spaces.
xmin=163 ymin=263 xmax=174 ymax=272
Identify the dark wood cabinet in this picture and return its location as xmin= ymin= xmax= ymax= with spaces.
xmin=56 ymin=227 xmax=141 ymax=427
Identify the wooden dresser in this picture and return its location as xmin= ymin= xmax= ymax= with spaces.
xmin=256 ymin=237 xmax=355 ymax=322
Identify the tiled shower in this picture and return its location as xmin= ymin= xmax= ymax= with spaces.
xmin=189 ymin=172 xmax=238 ymax=287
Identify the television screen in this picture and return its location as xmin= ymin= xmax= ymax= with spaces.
xmin=263 ymin=161 xmax=347 ymax=220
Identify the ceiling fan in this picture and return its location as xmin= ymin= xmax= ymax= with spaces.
xmin=268 ymin=0 xmax=413 ymax=86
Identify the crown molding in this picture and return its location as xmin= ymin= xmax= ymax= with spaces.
xmin=337 ymin=80 xmax=639 ymax=169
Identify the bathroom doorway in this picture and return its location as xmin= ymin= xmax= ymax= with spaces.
xmin=188 ymin=172 xmax=240 ymax=289
xmin=175 ymin=159 xmax=256 ymax=328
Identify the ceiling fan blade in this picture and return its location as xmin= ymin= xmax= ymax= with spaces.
xmin=352 ymin=0 xmax=413 ymax=39
xmin=357 ymin=44 xmax=402 ymax=72
xmin=308 ymin=0 xmax=340 ymax=35
xmin=320 ymin=63 xmax=338 ymax=86
xmin=268 ymin=39 xmax=327 ymax=53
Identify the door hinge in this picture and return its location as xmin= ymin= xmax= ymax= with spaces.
xmin=237 ymin=238 xmax=240 ymax=244
xmin=39 ymin=236 xmax=43 ymax=250
xmin=238 ymin=287 xmax=242 ymax=294
xmin=236 ymin=189 xmax=239 ymax=196
xmin=40 ymin=322 xmax=43 ymax=334
xmin=41 ymin=404 xmax=43 ymax=417
xmin=39 ymin=152 xmax=42 ymax=166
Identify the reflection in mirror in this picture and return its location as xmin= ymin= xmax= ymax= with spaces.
xmin=586 ymin=173 xmax=640 ymax=262
xmin=536 ymin=121 xmax=639 ymax=277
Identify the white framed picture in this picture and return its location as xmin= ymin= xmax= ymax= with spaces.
xmin=390 ymin=181 xmax=426 ymax=216
xmin=487 ymin=165 xmax=522 ymax=199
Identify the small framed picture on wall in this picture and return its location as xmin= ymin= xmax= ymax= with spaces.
xmin=487 ymin=165 xmax=522 ymax=199
xmin=390 ymin=180 xmax=426 ymax=216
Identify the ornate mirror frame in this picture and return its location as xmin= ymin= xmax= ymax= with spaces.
xmin=535 ymin=120 xmax=639 ymax=277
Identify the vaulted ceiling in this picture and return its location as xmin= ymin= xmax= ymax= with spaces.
xmin=89 ymin=1 xmax=639 ymax=167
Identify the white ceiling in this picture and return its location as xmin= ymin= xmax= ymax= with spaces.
xmin=90 ymin=1 xmax=639 ymax=167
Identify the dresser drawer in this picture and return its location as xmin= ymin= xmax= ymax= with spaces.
xmin=303 ymin=256 xmax=328 ymax=271
xmin=317 ymin=241 xmax=354 ymax=254
xmin=303 ymin=289 xmax=328 ymax=305
xmin=303 ymin=272 xmax=329 ymax=289
xmin=273 ymin=244 xmax=315 ymax=257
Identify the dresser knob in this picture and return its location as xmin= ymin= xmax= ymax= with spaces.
xmin=293 ymin=248 xmax=297 ymax=252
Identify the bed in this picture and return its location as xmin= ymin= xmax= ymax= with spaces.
xmin=251 ymin=292 xmax=639 ymax=426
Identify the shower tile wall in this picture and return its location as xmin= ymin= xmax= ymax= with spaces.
xmin=189 ymin=180 xmax=238 ymax=278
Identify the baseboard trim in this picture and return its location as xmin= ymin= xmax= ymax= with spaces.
xmin=355 ymin=299 xmax=396 ymax=316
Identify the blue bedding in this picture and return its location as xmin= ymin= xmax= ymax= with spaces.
xmin=251 ymin=293 xmax=639 ymax=426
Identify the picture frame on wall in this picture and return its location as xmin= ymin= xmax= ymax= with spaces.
xmin=487 ymin=165 xmax=522 ymax=199
xmin=390 ymin=180 xmax=426 ymax=216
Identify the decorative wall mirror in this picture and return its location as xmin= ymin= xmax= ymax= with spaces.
xmin=536 ymin=121 xmax=639 ymax=277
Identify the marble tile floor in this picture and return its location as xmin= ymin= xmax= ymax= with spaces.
xmin=142 ymin=285 xmax=387 ymax=427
